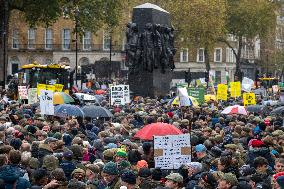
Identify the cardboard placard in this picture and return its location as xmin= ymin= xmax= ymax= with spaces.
xmin=154 ymin=134 xmax=191 ymax=169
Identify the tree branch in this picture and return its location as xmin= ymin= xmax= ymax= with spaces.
xmin=218 ymin=37 xmax=238 ymax=58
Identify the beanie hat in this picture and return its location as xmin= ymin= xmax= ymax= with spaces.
xmin=121 ymin=170 xmax=137 ymax=185
xmin=103 ymin=161 xmax=118 ymax=175
xmin=118 ymin=160 xmax=131 ymax=171
xmin=29 ymin=157 xmax=40 ymax=169
xmin=116 ymin=149 xmax=127 ymax=158
xmin=195 ymin=144 xmax=207 ymax=152
xmin=139 ymin=168 xmax=151 ymax=178
xmin=151 ymin=168 xmax=162 ymax=181
xmin=137 ymin=160 xmax=148 ymax=170
xmin=53 ymin=132 xmax=62 ymax=140
xmin=42 ymin=155 xmax=59 ymax=171
xmin=63 ymin=134 xmax=72 ymax=146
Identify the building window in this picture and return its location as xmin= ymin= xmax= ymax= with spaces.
xmin=180 ymin=48 xmax=188 ymax=62
xmin=45 ymin=28 xmax=53 ymax=49
xmin=83 ymin=31 xmax=91 ymax=50
xmin=197 ymin=48 xmax=204 ymax=62
xmin=214 ymin=48 xmax=222 ymax=62
xmin=226 ymin=48 xmax=236 ymax=63
xmin=10 ymin=56 xmax=20 ymax=74
xmin=12 ymin=30 xmax=19 ymax=49
xmin=103 ymin=31 xmax=110 ymax=50
xmin=28 ymin=28 xmax=36 ymax=49
xmin=62 ymin=29 xmax=71 ymax=50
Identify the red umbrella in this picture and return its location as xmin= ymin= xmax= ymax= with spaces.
xmin=95 ymin=90 xmax=106 ymax=95
xmin=134 ymin=122 xmax=183 ymax=140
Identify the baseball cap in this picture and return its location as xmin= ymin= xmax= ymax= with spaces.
xmin=165 ymin=173 xmax=183 ymax=183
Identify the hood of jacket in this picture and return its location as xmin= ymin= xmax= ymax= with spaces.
xmin=0 ymin=165 xmax=20 ymax=183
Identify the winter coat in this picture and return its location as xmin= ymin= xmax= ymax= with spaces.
xmin=186 ymin=171 xmax=202 ymax=189
xmin=247 ymin=147 xmax=275 ymax=168
xmin=37 ymin=143 xmax=53 ymax=164
xmin=59 ymin=160 xmax=76 ymax=180
xmin=0 ymin=165 xmax=30 ymax=189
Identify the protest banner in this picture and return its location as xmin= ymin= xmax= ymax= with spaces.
xmin=54 ymin=84 xmax=64 ymax=92
xmin=272 ymin=85 xmax=279 ymax=93
xmin=217 ymin=84 xmax=228 ymax=101
xmin=242 ymin=77 xmax=254 ymax=92
xmin=154 ymin=134 xmax=191 ymax=169
xmin=243 ymin=92 xmax=256 ymax=106
xmin=230 ymin=81 xmax=241 ymax=97
xmin=46 ymin=85 xmax=55 ymax=92
xmin=40 ymin=90 xmax=54 ymax=115
xmin=28 ymin=88 xmax=38 ymax=104
xmin=178 ymin=88 xmax=191 ymax=106
xmin=37 ymin=84 xmax=46 ymax=96
xmin=18 ymin=86 xmax=28 ymax=100
xmin=123 ymin=85 xmax=130 ymax=104
xmin=188 ymin=87 xmax=205 ymax=104
xmin=111 ymin=85 xmax=125 ymax=105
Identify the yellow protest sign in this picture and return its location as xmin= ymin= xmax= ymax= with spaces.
xmin=54 ymin=84 xmax=64 ymax=92
xmin=37 ymin=84 xmax=46 ymax=96
xmin=217 ymin=84 xmax=228 ymax=101
xmin=230 ymin=82 xmax=241 ymax=97
xmin=46 ymin=85 xmax=55 ymax=92
xmin=243 ymin=93 xmax=256 ymax=106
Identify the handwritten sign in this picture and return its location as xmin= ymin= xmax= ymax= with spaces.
xmin=37 ymin=84 xmax=46 ymax=96
xmin=188 ymin=87 xmax=205 ymax=104
xmin=40 ymin=90 xmax=54 ymax=115
xmin=18 ymin=86 xmax=28 ymax=99
xmin=230 ymin=81 xmax=241 ymax=97
xmin=111 ymin=85 xmax=125 ymax=105
xmin=154 ymin=134 xmax=191 ymax=169
xmin=178 ymin=88 xmax=191 ymax=106
xmin=54 ymin=84 xmax=64 ymax=92
xmin=243 ymin=92 xmax=256 ymax=106
xmin=28 ymin=88 xmax=38 ymax=104
xmin=123 ymin=85 xmax=130 ymax=104
xmin=217 ymin=84 xmax=228 ymax=101
xmin=46 ymin=85 xmax=55 ymax=92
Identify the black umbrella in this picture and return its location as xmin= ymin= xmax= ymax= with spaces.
xmin=55 ymin=104 xmax=84 ymax=117
xmin=271 ymin=106 xmax=284 ymax=116
xmin=82 ymin=105 xmax=113 ymax=118
xmin=246 ymin=105 xmax=269 ymax=114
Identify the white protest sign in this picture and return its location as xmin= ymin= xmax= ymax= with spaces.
xmin=18 ymin=86 xmax=28 ymax=99
xmin=40 ymin=90 xmax=54 ymax=115
xmin=178 ymin=88 xmax=191 ymax=107
xmin=242 ymin=77 xmax=254 ymax=92
xmin=154 ymin=134 xmax=191 ymax=169
xmin=28 ymin=88 xmax=38 ymax=104
xmin=123 ymin=85 xmax=130 ymax=104
xmin=111 ymin=85 xmax=125 ymax=105
xmin=272 ymin=85 xmax=279 ymax=93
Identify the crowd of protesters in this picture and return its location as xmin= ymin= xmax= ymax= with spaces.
xmin=0 ymin=83 xmax=282 ymax=189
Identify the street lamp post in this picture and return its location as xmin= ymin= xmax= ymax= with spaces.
xmin=109 ymin=31 xmax=112 ymax=79
xmin=2 ymin=0 xmax=8 ymax=88
xmin=74 ymin=8 xmax=80 ymax=87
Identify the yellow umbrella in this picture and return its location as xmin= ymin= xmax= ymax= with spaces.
xmin=53 ymin=92 xmax=75 ymax=105
xmin=170 ymin=96 xmax=199 ymax=107
xmin=204 ymin=94 xmax=216 ymax=102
